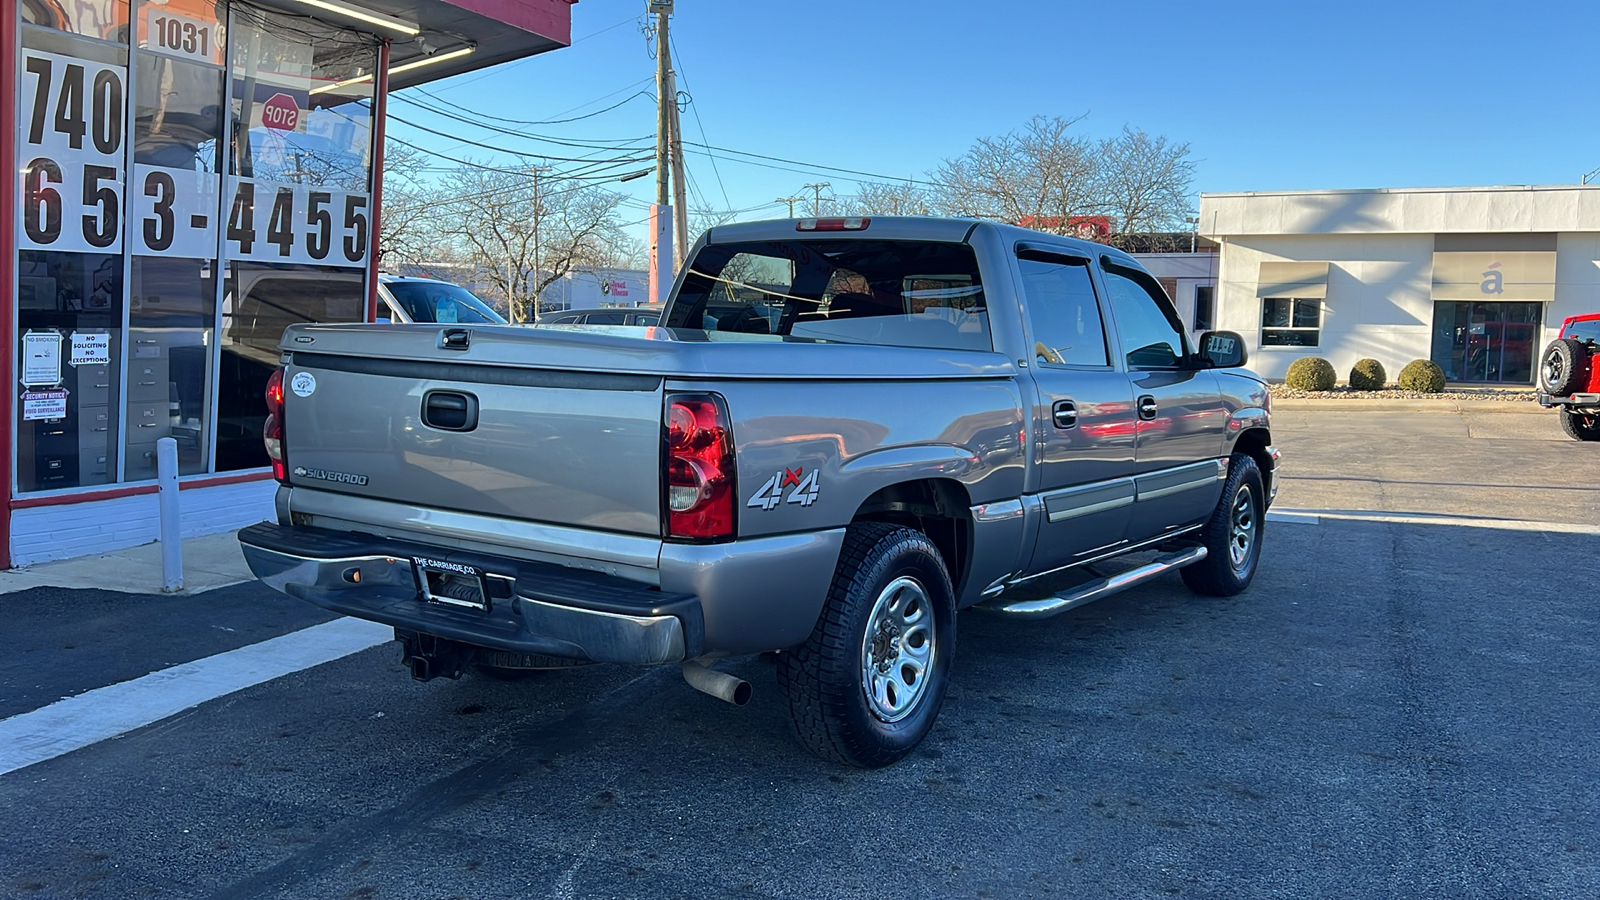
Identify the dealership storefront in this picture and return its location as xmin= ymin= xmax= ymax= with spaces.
xmin=1197 ymin=185 xmax=1599 ymax=384
xmin=2 ymin=0 xmax=572 ymax=566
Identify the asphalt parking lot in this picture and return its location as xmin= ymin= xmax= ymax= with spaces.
xmin=2 ymin=402 xmax=1598 ymax=899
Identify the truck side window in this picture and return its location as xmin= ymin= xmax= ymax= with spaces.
xmin=1017 ymin=257 xmax=1108 ymax=367
xmin=1103 ymin=267 xmax=1188 ymax=369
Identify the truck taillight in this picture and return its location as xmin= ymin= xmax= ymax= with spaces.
xmin=264 ymin=367 xmax=288 ymax=484
xmin=664 ymin=393 xmax=735 ymax=541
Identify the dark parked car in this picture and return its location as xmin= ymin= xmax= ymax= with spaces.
xmin=534 ymin=306 xmax=661 ymax=326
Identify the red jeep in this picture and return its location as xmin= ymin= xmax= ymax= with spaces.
xmin=1538 ymin=313 xmax=1600 ymax=441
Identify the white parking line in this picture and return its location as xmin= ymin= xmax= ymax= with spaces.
xmin=1267 ymin=508 xmax=1600 ymax=535
xmin=0 ymin=617 xmax=393 ymax=777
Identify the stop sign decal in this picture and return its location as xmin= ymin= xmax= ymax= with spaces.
xmin=261 ymin=92 xmax=299 ymax=131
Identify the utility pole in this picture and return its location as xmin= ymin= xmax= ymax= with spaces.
xmin=775 ymin=196 xmax=803 ymax=217
xmin=802 ymin=182 xmax=832 ymax=216
xmin=668 ymin=66 xmax=689 ymax=270
xmin=648 ymin=0 xmax=675 ymax=306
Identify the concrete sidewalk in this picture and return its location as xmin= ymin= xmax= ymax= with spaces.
xmin=0 ymin=530 xmax=253 ymax=596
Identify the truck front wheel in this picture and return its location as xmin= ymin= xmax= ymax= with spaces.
xmin=778 ymin=522 xmax=955 ymax=768
xmin=1181 ymin=453 xmax=1265 ymax=597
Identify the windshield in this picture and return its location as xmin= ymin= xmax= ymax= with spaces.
xmin=386 ymin=281 xmax=505 ymax=324
xmin=666 ymin=239 xmax=991 ymax=352
xmin=1565 ymin=318 xmax=1600 ymax=345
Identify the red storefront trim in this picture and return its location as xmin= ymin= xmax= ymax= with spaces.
xmin=9 ymin=470 xmax=274 ymax=509
xmin=1 ymin=0 xmax=19 ymax=568
xmin=366 ymin=39 xmax=390 ymax=322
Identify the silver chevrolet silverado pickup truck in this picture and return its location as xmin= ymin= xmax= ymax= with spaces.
xmin=240 ymin=216 xmax=1277 ymax=767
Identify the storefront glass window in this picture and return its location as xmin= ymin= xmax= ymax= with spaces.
xmin=17 ymin=251 xmax=125 ymax=490
xmin=1430 ymin=301 xmax=1542 ymax=384
xmin=124 ymin=0 xmax=226 ymax=478
xmin=126 ymin=258 xmax=214 ymax=477
xmin=215 ymin=262 xmax=364 ymax=470
xmin=21 ymin=0 xmax=130 ymax=43
xmin=214 ymin=7 xmax=374 ymax=472
xmin=17 ymin=24 xmax=131 ymax=491
xmin=228 ymin=4 xmax=376 ymax=190
xmin=13 ymin=0 xmax=375 ymax=492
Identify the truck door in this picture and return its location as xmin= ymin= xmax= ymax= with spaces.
xmin=1014 ymin=244 xmax=1139 ymax=576
xmin=1099 ymin=261 xmax=1228 ymax=543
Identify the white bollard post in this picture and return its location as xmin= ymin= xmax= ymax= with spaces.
xmin=157 ymin=437 xmax=182 ymax=593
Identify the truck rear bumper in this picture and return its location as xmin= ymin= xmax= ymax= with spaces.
xmin=1537 ymin=392 xmax=1600 ymax=408
xmin=238 ymin=522 xmax=698 ymax=666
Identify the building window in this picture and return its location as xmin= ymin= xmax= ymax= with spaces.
xmin=1262 ymin=297 xmax=1320 ymax=347
xmin=1194 ymin=285 xmax=1215 ymax=331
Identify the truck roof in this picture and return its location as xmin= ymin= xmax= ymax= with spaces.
xmin=704 ymin=216 xmax=1137 ymax=268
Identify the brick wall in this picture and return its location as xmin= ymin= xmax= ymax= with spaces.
xmin=10 ymin=480 xmax=276 ymax=567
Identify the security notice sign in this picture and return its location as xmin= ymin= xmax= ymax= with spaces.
xmin=17 ymin=49 xmax=127 ymax=255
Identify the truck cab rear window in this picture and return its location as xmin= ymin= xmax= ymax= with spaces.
xmin=668 ymin=240 xmax=991 ymax=352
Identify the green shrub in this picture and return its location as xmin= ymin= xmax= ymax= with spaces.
xmin=1284 ymin=356 xmax=1337 ymax=391
xmin=1397 ymin=359 xmax=1446 ymax=393
xmin=1349 ymin=358 xmax=1387 ymax=391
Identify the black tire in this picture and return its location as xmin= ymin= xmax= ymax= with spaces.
xmin=777 ymin=522 xmax=956 ymax=768
xmin=1558 ymin=407 xmax=1600 ymax=442
xmin=473 ymin=650 xmax=593 ymax=680
xmin=1181 ymin=453 xmax=1265 ymax=597
xmin=1539 ymin=338 xmax=1591 ymax=395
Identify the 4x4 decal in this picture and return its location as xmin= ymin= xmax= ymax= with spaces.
xmin=748 ymin=466 xmax=820 ymax=510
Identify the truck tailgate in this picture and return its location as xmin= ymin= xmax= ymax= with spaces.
xmin=282 ymin=340 xmax=664 ymax=537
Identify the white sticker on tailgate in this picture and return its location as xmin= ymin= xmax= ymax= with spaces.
xmin=291 ymin=372 xmax=316 ymax=397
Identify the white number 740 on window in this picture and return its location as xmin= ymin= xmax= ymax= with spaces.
xmin=747 ymin=467 xmax=820 ymax=510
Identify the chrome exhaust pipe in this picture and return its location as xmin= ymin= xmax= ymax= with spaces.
xmin=681 ymin=661 xmax=751 ymax=706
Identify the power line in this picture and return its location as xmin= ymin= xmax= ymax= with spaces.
xmin=390 ymin=95 xmax=653 ymax=150
xmin=406 ymin=80 xmax=655 ymax=129
xmin=386 ymin=110 xmax=653 ymax=164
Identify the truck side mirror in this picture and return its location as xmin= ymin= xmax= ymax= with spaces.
xmin=1197 ymin=331 xmax=1248 ymax=368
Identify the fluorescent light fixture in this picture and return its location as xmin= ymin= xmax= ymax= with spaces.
xmin=391 ymin=45 xmax=474 ymax=75
xmin=283 ymin=0 xmax=419 ymax=35
xmin=310 ymin=47 xmax=474 ymax=94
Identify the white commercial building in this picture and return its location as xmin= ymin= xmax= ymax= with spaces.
xmin=1198 ymin=185 xmax=1600 ymax=383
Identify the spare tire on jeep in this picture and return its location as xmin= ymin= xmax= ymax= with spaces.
xmin=1540 ymin=337 xmax=1592 ymax=395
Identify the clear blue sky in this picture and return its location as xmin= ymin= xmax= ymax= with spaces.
xmin=397 ymin=0 xmax=1596 ymax=241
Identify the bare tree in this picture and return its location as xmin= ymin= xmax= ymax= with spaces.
xmin=376 ymin=142 xmax=440 ymax=269
xmin=840 ymin=181 xmax=934 ymax=216
xmin=933 ymin=114 xmax=1099 ymax=231
xmin=1095 ymin=126 xmax=1196 ymax=246
xmin=929 ymin=115 xmax=1196 ymax=245
xmin=435 ymin=163 xmax=627 ymax=322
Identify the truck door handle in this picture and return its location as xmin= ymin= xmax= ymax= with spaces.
xmin=1052 ymin=400 xmax=1078 ymax=429
xmin=423 ymin=390 xmax=478 ymax=431
xmin=1137 ymin=395 xmax=1159 ymax=421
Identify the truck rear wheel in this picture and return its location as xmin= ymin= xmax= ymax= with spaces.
xmin=1181 ymin=453 xmax=1265 ymax=597
xmin=1559 ymin=408 xmax=1600 ymax=442
xmin=778 ymin=522 xmax=955 ymax=768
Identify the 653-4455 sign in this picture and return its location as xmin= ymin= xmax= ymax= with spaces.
xmin=18 ymin=48 xmax=371 ymax=267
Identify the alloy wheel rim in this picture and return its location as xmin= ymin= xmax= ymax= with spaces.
xmin=1229 ymin=485 xmax=1256 ymax=570
xmin=860 ymin=576 xmax=935 ymax=723
xmin=1543 ymin=356 xmax=1564 ymax=390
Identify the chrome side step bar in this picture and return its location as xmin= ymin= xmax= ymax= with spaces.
xmin=976 ymin=546 xmax=1208 ymax=620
